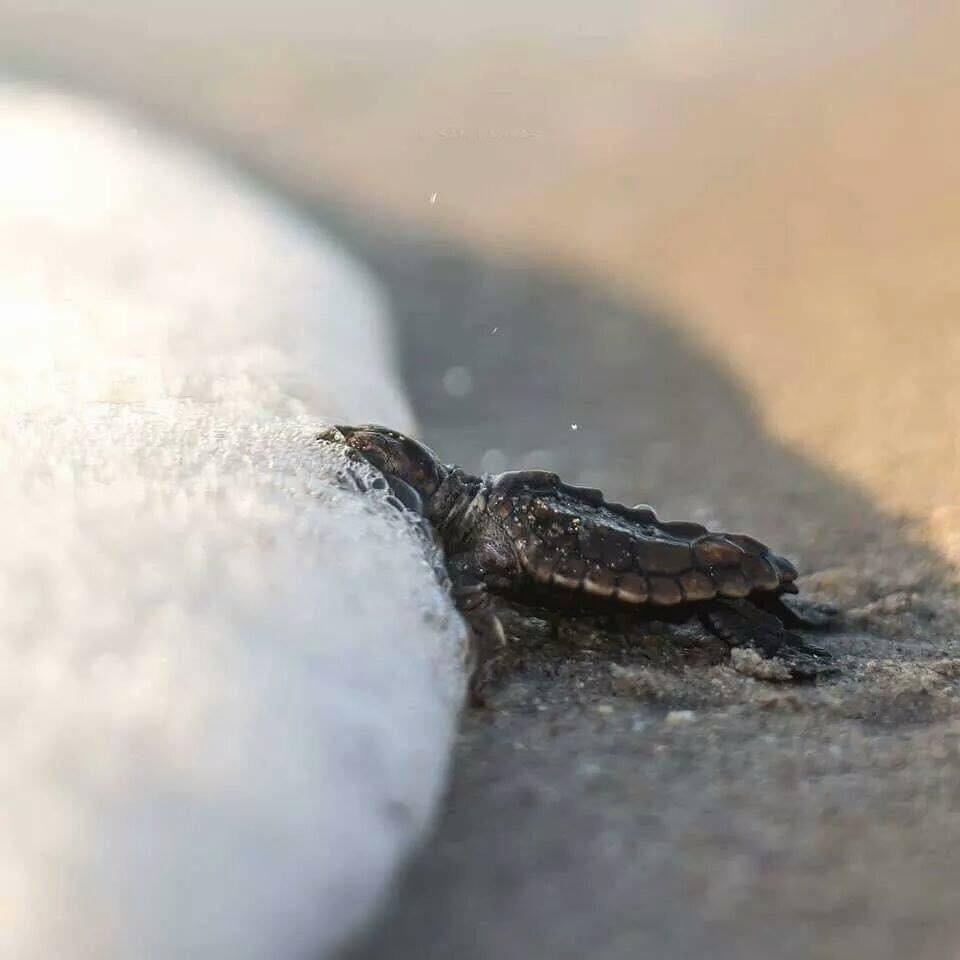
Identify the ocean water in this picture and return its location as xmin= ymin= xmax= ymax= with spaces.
xmin=0 ymin=83 xmax=466 ymax=959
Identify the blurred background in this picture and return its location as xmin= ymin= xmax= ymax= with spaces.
xmin=4 ymin=0 xmax=960 ymax=553
xmin=6 ymin=3 xmax=960 ymax=957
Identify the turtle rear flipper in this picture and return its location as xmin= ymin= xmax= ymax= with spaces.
xmin=752 ymin=592 xmax=841 ymax=631
xmin=701 ymin=599 xmax=836 ymax=681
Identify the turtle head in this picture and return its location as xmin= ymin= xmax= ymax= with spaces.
xmin=318 ymin=424 xmax=446 ymax=507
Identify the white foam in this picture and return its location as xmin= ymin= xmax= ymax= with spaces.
xmin=0 ymin=83 xmax=414 ymax=428
xmin=0 ymin=84 xmax=466 ymax=959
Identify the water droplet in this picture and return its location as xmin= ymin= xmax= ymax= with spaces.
xmin=442 ymin=365 xmax=473 ymax=397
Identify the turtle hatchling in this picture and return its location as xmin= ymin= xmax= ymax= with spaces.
xmin=318 ymin=424 xmax=836 ymax=704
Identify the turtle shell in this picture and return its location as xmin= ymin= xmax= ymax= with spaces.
xmin=488 ymin=471 xmax=797 ymax=608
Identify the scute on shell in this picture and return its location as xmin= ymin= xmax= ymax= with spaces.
xmin=712 ymin=567 xmax=752 ymax=598
xmin=724 ymin=533 xmax=767 ymax=557
xmin=648 ymin=576 xmax=683 ymax=605
xmin=741 ymin=555 xmax=780 ymax=591
xmin=552 ymin=557 xmax=587 ymax=589
xmin=583 ymin=566 xmax=618 ymax=597
xmin=615 ymin=572 xmax=648 ymax=603
xmin=577 ymin=527 xmax=634 ymax=571
xmin=694 ymin=537 xmax=744 ymax=567
xmin=632 ymin=539 xmax=693 ymax=574
xmin=678 ymin=569 xmax=716 ymax=602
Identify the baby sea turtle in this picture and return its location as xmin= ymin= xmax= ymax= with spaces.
xmin=318 ymin=424 xmax=835 ymax=704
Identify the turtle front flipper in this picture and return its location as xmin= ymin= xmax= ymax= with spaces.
xmin=449 ymin=562 xmax=509 ymax=707
xmin=700 ymin=599 xmax=836 ymax=681
xmin=752 ymin=592 xmax=840 ymax=631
